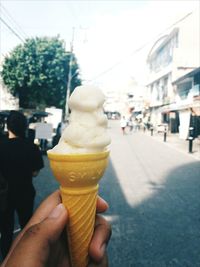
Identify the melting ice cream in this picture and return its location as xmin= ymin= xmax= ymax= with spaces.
xmin=50 ymin=85 xmax=111 ymax=154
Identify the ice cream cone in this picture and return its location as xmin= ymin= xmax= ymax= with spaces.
xmin=47 ymin=150 xmax=109 ymax=267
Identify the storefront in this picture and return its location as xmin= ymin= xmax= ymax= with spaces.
xmin=172 ymin=67 xmax=200 ymax=139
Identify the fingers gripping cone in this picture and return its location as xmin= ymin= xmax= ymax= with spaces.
xmin=47 ymin=150 xmax=109 ymax=267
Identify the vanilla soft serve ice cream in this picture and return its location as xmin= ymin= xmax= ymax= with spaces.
xmin=50 ymin=85 xmax=111 ymax=154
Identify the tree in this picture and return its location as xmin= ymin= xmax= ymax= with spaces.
xmin=1 ymin=36 xmax=81 ymax=110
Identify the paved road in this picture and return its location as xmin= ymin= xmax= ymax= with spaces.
xmin=99 ymin=120 xmax=200 ymax=267
xmin=13 ymin=120 xmax=200 ymax=266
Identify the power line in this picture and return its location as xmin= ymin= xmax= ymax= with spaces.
xmin=1 ymin=4 xmax=28 ymax=39
xmin=0 ymin=15 xmax=25 ymax=43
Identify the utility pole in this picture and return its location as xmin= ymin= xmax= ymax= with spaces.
xmin=65 ymin=28 xmax=75 ymax=120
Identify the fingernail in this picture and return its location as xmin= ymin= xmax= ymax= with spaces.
xmin=48 ymin=203 xmax=65 ymax=219
xmin=101 ymin=198 xmax=109 ymax=208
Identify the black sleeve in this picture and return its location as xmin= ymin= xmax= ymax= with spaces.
xmin=31 ymin=144 xmax=44 ymax=172
xmin=0 ymin=143 xmax=5 ymax=173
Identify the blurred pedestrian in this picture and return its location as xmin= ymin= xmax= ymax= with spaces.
xmin=0 ymin=111 xmax=44 ymax=259
xmin=128 ymin=117 xmax=133 ymax=132
xmin=120 ymin=116 xmax=127 ymax=135
xmin=0 ymin=119 xmax=7 ymax=144
xmin=135 ymin=119 xmax=140 ymax=131
xmin=52 ymin=121 xmax=63 ymax=147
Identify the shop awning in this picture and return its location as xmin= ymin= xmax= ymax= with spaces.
xmin=159 ymin=101 xmax=200 ymax=113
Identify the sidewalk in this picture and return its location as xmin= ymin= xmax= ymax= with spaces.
xmin=144 ymin=130 xmax=200 ymax=161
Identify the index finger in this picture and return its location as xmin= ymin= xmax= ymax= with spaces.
xmin=27 ymin=190 xmax=62 ymax=227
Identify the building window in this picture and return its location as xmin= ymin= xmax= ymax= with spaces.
xmin=156 ymin=82 xmax=160 ymax=101
xmin=177 ymin=81 xmax=192 ymax=99
xmin=163 ymin=77 xmax=168 ymax=98
xmin=150 ymin=32 xmax=179 ymax=72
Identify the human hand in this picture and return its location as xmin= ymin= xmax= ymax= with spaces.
xmin=2 ymin=190 xmax=111 ymax=267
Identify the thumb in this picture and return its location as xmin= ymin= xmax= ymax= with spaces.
xmin=5 ymin=203 xmax=68 ymax=267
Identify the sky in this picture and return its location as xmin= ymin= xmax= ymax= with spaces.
xmin=0 ymin=0 xmax=199 ymax=92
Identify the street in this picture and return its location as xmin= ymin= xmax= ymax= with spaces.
xmin=16 ymin=120 xmax=200 ymax=266
xmin=100 ymin=120 xmax=200 ymax=267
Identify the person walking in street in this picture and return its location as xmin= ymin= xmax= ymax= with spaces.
xmin=120 ymin=116 xmax=127 ymax=135
xmin=0 ymin=111 xmax=44 ymax=259
xmin=128 ymin=117 xmax=134 ymax=132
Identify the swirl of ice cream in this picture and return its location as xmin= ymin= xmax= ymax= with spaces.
xmin=50 ymin=85 xmax=111 ymax=154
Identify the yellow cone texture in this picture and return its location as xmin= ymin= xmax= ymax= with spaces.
xmin=47 ymin=150 xmax=109 ymax=267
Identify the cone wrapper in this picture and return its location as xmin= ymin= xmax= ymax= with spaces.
xmin=47 ymin=150 xmax=109 ymax=267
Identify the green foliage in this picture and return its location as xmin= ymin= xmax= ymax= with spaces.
xmin=1 ymin=37 xmax=81 ymax=109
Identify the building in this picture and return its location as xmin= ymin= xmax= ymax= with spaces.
xmin=172 ymin=67 xmax=200 ymax=139
xmin=104 ymin=90 xmax=121 ymax=113
xmin=145 ymin=10 xmax=200 ymax=137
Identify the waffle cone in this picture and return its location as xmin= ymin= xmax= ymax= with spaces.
xmin=47 ymin=150 xmax=109 ymax=267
